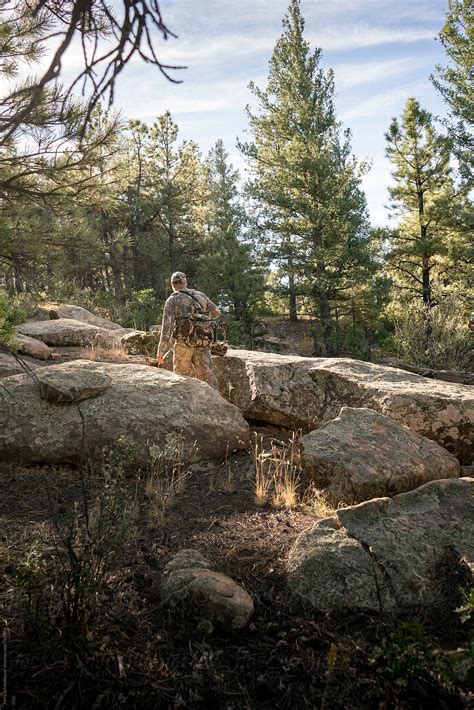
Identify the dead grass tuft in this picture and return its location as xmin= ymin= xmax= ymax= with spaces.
xmin=251 ymin=432 xmax=303 ymax=509
xmin=208 ymin=446 xmax=237 ymax=493
xmin=300 ymin=483 xmax=335 ymax=518
xmin=250 ymin=432 xmax=338 ymax=516
xmin=146 ymin=435 xmax=195 ymax=524
xmin=252 ymin=434 xmax=274 ymax=506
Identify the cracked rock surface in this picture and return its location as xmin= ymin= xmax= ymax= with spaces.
xmin=214 ymin=350 xmax=474 ymax=462
xmin=47 ymin=303 xmax=124 ymax=330
xmin=0 ymin=360 xmax=249 ymax=466
xmin=287 ymin=477 xmax=474 ymax=612
xmin=16 ymin=318 xmax=124 ymax=348
xmin=36 ymin=362 xmax=112 ymax=402
xmin=301 ymin=407 xmax=460 ymax=504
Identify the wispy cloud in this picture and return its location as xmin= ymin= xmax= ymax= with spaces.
xmin=118 ymin=75 xmax=262 ymax=119
xmin=154 ymin=24 xmax=436 ymax=67
xmin=162 ymin=0 xmax=445 ymax=31
xmin=151 ymin=35 xmax=273 ymax=66
xmin=340 ymin=81 xmax=427 ymax=120
xmin=137 ymin=95 xmax=240 ymax=117
xmin=308 ymin=25 xmax=436 ymax=51
xmin=332 ymin=57 xmax=426 ymax=89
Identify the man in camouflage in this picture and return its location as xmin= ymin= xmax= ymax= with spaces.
xmin=157 ymin=271 xmax=221 ymax=389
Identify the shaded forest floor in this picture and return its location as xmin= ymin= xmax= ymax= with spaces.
xmin=0 ymin=438 xmax=472 ymax=710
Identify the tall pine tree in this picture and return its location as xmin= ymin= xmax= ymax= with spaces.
xmin=385 ymin=97 xmax=466 ymax=309
xmin=198 ymin=140 xmax=263 ymax=328
xmin=240 ymin=0 xmax=372 ymax=354
xmin=432 ymin=0 xmax=473 ymax=184
xmin=146 ymin=112 xmax=209 ymax=297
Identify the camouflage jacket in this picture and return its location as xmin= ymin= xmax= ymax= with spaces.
xmin=157 ymin=288 xmax=220 ymax=356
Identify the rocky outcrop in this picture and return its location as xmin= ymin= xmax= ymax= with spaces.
xmin=0 ymin=360 xmax=249 ymax=466
xmin=301 ymin=407 xmax=460 ymax=504
xmin=37 ymin=366 xmax=112 ymax=403
xmin=48 ymin=304 xmax=124 ymax=331
xmin=381 ymin=359 xmax=474 ymax=386
xmin=121 ymin=329 xmax=161 ymax=355
xmin=16 ymin=319 xmax=122 ymax=348
xmin=287 ymin=477 xmax=474 ymax=613
xmin=161 ymin=550 xmax=254 ymax=632
xmin=0 ymin=353 xmax=26 ymax=378
xmin=15 ymin=333 xmax=53 ymax=360
xmin=214 ymin=350 xmax=474 ymax=463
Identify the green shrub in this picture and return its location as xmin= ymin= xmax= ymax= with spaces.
xmin=38 ymin=283 xmax=161 ymax=331
xmin=393 ymin=291 xmax=473 ymax=370
xmin=119 ymin=288 xmax=161 ymax=330
xmin=0 ymin=289 xmax=27 ymax=346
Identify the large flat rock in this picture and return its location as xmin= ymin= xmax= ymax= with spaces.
xmin=15 ymin=333 xmax=53 ymax=360
xmin=0 ymin=352 xmax=41 ymax=379
xmin=16 ymin=318 xmax=123 ymax=348
xmin=287 ymin=477 xmax=474 ymax=612
xmin=0 ymin=360 xmax=249 ymax=466
xmin=0 ymin=353 xmax=25 ymax=378
xmin=214 ymin=350 xmax=474 ymax=463
xmin=37 ymin=366 xmax=112 ymax=403
xmin=47 ymin=304 xmax=124 ymax=330
xmin=301 ymin=407 xmax=460 ymax=504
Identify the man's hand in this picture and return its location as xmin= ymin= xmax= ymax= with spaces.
xmin=157 ymin=353 xmax=164 ymax=366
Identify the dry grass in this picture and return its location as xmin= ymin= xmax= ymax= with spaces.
xmin=252 ymin=434 xmax=274 ymax=506
xmin=208 ymin=446 xmax=237 ymax=493
xmin=300 ymin=483 xmax=335 ymax=518
xmin=272 ymin=463 xmax=301 ymax=508
xmin=146 ymin=435 xmax=195 ymax=524
xmin=80 ymin=344 xmax=129 ymax=362
xmin=252 ymin=432 xmax=303 ymax=509
xmin=250 ymin=432 xmax=337 ymax=516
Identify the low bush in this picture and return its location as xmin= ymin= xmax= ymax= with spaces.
xmin=393 ymin=291 xmax=472 ymax=371
xmin=0 ymin=289 xmax=27 ymax=346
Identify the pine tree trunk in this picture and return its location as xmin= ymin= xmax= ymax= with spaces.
xmin=288 ymin=269 xmax=298 ymax=322
xmin=319 ymin=292 xmax=333 ymax=355
xmin=421 ymin=252 xmax=431 ymax=308
xmin=418 ymin=188 xmax=431 ymax=309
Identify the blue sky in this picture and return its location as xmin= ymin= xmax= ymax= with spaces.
xmin=112 ymin=0 xmax=449 ymax=226
xmin=3 ymin=0 xmax=451 ymax=226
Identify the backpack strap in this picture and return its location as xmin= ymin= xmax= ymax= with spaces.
xmin=181 ymin=288 xmax=205 ymax=313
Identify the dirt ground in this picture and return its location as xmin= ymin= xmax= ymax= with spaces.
xmin=1 ymin=345 xmax=472 ymax=708
xmin=1 ymin=436 xmax=472 ymax=710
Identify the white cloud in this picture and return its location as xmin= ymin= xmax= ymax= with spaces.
xmin=340 ymin=80 xmax=427 ymax=120
xmin=117 ymin=74 xmax=261 ymax=118
xmin=332 ymin=57 xmax=425 ymax=89
xmin=137 ymin=94 xmax=240 ymax=117
xmin=308 ymin=25 xmax=436 ymax=51
xmin=153 ymin=24 xmax=436 ymax=68
xmin=153 ymin=34 xmax=274 ymax=66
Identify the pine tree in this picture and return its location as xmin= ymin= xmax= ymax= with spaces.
xmin=385 ymin=97 xmax=465 ymax=309
xmin=146 ymin=112 xmax=209 ymax=295
xmin=432 ymin=0 xmax=473 ymax=183
xmin=198 ymin=140 xmax=263 ymax=329
xmin=240 ymin=0 xmax=372 ymax=354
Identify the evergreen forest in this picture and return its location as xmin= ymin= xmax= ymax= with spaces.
xmin=1 ymin=0 xmax=471 ymax=368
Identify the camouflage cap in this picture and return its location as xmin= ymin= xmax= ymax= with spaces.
xmin=171 ymin=271 xmax=187 ymax=283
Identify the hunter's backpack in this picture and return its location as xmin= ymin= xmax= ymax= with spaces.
xmin=172 ymin=290 xmax=217 ymax=348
